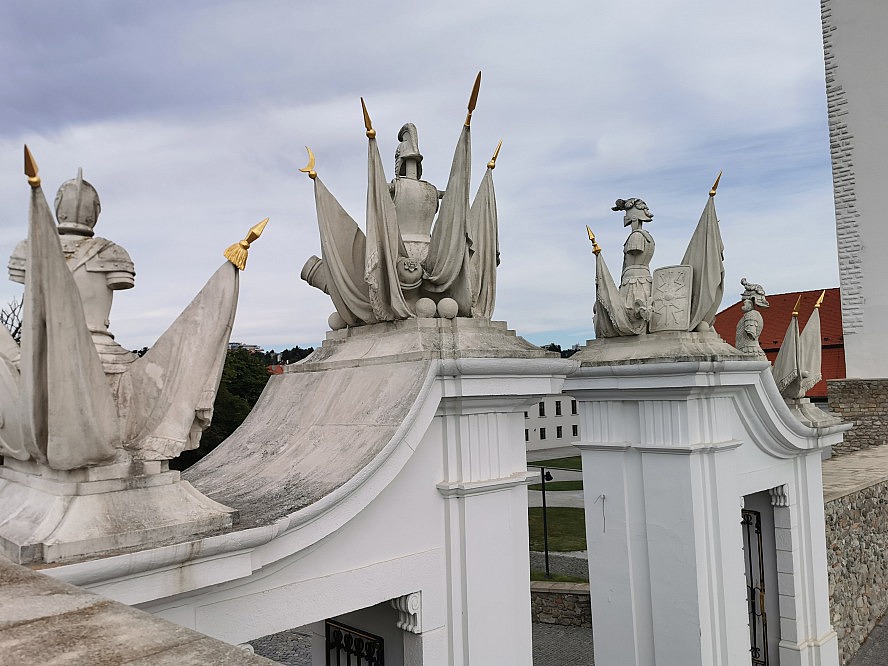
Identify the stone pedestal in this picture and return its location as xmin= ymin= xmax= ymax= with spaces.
xmin=827 ymin=378 xmax=888 ymax=453
xmin=0 ymin=458 xmax=237 ymax=564
xmin=565 ymin=334 xmax=847 ymax=666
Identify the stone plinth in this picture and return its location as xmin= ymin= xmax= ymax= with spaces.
xmin=0 ymin=555 xmax=272 ymax=664
xmin=827 ymin=378 xmax=888 ymax=454
xmin=0 ymin=458 xmax=236 ymax=564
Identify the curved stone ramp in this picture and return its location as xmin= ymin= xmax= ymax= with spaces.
xmin=184 ymin=359 xmax=435 ymax=529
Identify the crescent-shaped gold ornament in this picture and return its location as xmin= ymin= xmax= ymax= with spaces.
xmin=299 ymin=146 xmax=317 ymax=180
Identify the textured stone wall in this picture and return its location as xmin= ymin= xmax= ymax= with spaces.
xmin=821 ymin=0 xmax=863 ymax=337
xmin=827 ymin=378 xmax=888 ymax=453
xmin=825 ymin=480 xmax=888 ymax=664
xmin=530 ymin=581 xmax=592 ymax=628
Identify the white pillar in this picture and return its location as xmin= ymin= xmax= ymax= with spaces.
xmin=435 ymin=358 xmax=573 ymax=666
xmin=566 ymin=360 xmax=840 ymax=666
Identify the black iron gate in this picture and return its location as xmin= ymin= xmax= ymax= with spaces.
xmin=741 ymin=509 xmax=769 ymax=666
xmin=325 ymin=619 xmax=385 ymax=666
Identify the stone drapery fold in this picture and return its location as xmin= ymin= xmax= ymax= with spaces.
xmin=423 ymin=125 xmax=473 ymax=316
xmin=365 ymin=137 xmax=411 ymax=321
xmin=468 ymin=166 xmax=498 ymax=319
xmin=19 ymin=184 xmax=117 ymax=470
xmin=681 ymin=195 xmax=724 ymax=330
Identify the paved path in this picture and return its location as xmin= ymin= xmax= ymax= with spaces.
xmin=849 ymin=611 xmax=888 ymax=666
xmin=533 ymin=622 xmax=595 ymax=665
xmin=251 ymin=624 xmax=594 ymax=665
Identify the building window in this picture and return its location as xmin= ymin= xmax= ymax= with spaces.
xmin=540 ymin=427 xmax=546 ymax=440
xmin=525 ymin=429 xmax=529 ymax=442
xmin=556 ymin=426 xmax=563 ymax=439
xmin=539 ymin=402 xmax=545 ymax=417
xmin=555 ymin=400 xmax=562 ymax=416
xmin=571 ymin=400 xmax=578 ymax=415
xmin=572 ymin=424 xmax=578 ymax=437
xmin=524 ymin=411 xmax=528 ymax=419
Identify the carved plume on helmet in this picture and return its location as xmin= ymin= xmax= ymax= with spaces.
xmin=395 ymin=123 xmax=423 ymax=178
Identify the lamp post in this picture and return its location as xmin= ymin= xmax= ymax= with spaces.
xmin=540 ymin=467 xmax=553 ymax=578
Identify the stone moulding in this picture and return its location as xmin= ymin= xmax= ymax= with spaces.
xmin=0 ymin=458 xmax=236 ymax=565
xmin=47 ymin=318 xmax=574 ymax=608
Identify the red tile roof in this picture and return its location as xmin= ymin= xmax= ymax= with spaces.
xmin=713 ymin=287 xmax=844 ymax=398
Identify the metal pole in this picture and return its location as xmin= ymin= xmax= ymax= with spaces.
xmin=541 ymin=466 xmax=550 ymax=578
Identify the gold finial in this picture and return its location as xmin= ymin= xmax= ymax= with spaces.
xmin=24 ymin=145 xmax=40 ymax=189
xmin=360 ymin=97 xmax=376 ymax=139
xmin=465 ymin=71 xmax=482 ymax=126
xmin=791 ymin=294 xmax=802 ymax=317
xmin=586 ymin=225 xmax=602 ymax=256
xmin=815 ymin=289 xmax=826 ymax=309
xmin=487 ymin=140 xmax=503 ymax=169
xmin=224 ymin=218 xmax=269 ymax=271
xmin=298 ymin=146 xmax=317 ymax=180
xmin=709 ymin=171 xmax=722 ymax=197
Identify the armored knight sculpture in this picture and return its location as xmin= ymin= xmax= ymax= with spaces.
xmin=0 ymin=146 xmax=266 ymax=469
xmin=735 ymin=278 xmax=769 ymax=359
xmin=589 ymin=173 xmax=725 ymax=338
xmin=299 ymin=72 xmax=501 ymax=327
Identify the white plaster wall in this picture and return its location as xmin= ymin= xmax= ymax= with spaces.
xmin=566 ymin=361 xmax=842 ymax=666
xmin=823 ymin=0 xmax=888 ymax=377
xmin=48 ymin=357 xmax=572 ymax=666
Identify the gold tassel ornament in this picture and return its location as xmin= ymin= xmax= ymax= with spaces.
xmin=224 ymin=218 xmax=269 ymax=271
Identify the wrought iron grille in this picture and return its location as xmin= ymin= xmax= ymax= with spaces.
xmin=325 ymin=619 xmax=385 ymax=666
xmin=741 ymin=509 xmax=769 ymax=666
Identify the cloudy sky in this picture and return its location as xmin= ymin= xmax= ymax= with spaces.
xmin=0 ymin=1 xmax=835 ymax=351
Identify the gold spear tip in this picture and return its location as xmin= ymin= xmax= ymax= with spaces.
xmin=360 ymin=97 xmax=376 ymax=139
xmin=465 ymin=70 xmax=482 ymax=126
xmin=586 ymin=225 xmax=602 ymax=255
xmin=709 ymin=170 xmax=722 ymax=197
xmin=23 ymin=145 xmax=40 ymax=189
xmin=815 ymin=289 xmax=826 ymax=309
xmin=224 ymin=218 xmax=270 ymax=271
xmin=298 ymin=146 xmax=317 ymax=180
xmin=792 ymin=293 xmax=803 ymax=317
xmin=487 ymin=139 xmax=503 ymax=169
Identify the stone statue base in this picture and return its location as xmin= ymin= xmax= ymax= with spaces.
xmin=573 ymin=330 xmax=746 ymax=366
xmin=0 ymin=458 xmax=237 ymax=564
xmin=785 ymin=398 xmax=844 ymax=430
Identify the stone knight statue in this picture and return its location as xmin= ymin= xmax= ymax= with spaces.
xmin=613 ymin=198 xmax=654 ymax=334
xmin=299 ymin=72 xmax=502 ymax=327
xmin=735 ymin=278 xmax=769 ymax=359
xmin=0 ymin=146 xmax=266 ymax=564
xmin=9 ymin=169 xmax=138 ymax=371
xmin=589 ymin=174 xmax=726 ymax=339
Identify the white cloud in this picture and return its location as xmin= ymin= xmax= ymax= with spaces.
xmin=0 ymin=0 xmax=837 ymax=350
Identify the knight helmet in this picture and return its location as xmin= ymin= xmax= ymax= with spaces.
xmin=395 ymin=123 xmax=423 ymax=178
xmin=54 ymin=168 xmax=101 ymax=236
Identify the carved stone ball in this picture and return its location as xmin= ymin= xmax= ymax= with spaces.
xmin=437 ymin=298 xmax=459 ymax=319
xmin=328 ymin=312 xmax=347 ymax=330
xmin=415 ymin=298 xmax=437 ymax=318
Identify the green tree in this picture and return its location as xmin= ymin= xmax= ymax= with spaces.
xmin=172 ymin=348 xmax=272 ymax=471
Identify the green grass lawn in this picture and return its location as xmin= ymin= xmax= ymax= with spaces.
xmin=528 ymin=507 xmax=587 ymax=552
xmin=527 ymin=480 xmax=583 ymax=492
xmin=529 ymin=456 xmax=582 ymax=471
